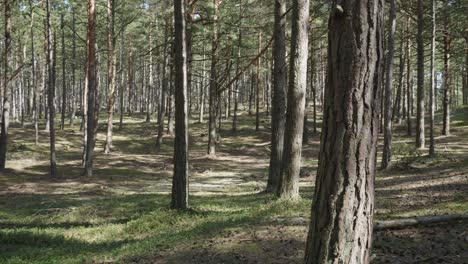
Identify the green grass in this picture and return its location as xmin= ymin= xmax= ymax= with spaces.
xmin=1 ymin=106 xmax=467 ymax=263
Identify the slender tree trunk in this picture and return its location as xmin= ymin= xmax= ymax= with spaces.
xmin=305 ymin=1 xmax=384 ymax=262
xmin=208 ymin=0 xmax=219 ymax=156
xmin=0 ymin=0 xmax=12 ymax=170
xmin=429 ymin=0 xmax=436 ymax=155
xmin=442 ymin=15 xmax=451 ymax=136
xmin=83 ymin=0 xmax=97 ymax=177
xmin=30 ymin=1 xmax=38 ymax=145
xmin=70 ymin=9 xmax=76 ymax=126
xmin=60 ymin=14 xmax=66 ymax=130
xmin=172 ymin=0 xmax=189 ymax=209
xmin=146 ymin=16 xmax=154 ymax=123
xmin=416 ymin=0 xmax=425 ymax=149
xmin=276 ymin=0 xmax=309 ymax=199
xmin=256 ymin=32 xmax=262 ymax=132
xmin=266 ymin=0 xmax=287 ymax=193
xmin=199 ymin=27 xmax=206 ymax=124
xmin=156 ymin=23 xmax=170 ymax=149
xmin=406 ymin=19 xmax=412 ymax=137
xmin=46 ymin=0 xmax=57 ymax=177
xmin=104 ymin=0 xmax=116 ymax=154
xmin=382 ymin=0 xmax=396 ymax=169
xmin=232 ymin=13 xmax=242 ymax=132
xmin=118 ymin=32 xmax=125 ymax=130
xmin=393 ymin=28 xmax=405 ymax=124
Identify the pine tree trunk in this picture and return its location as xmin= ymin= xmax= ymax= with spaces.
xmin=266 ymin=0 xmax=287 ymax=193
xmin=60 ymin=14 xmax=66 ymax=131
xmin=406 ymin=19 xmax=412 ymax=137
xmin=156 ymin=23 xmax=170 ymax=149
xmin=172 ymin=0 xmax=189 ymax=209
xmin=429 ymin=0 xmax=436 ymax=155
xmin=277 ymin=0 xmax=309 ymax=199
xmin=70 ymin=9 xmax=76 ymax=126
xmin=0 ymin=0 xmax=11 ymax=170
xmin=442 ymin=16 xmax=451 ymax=136
xmin=104 ymin=0 xmax=117 ymax=154
xmin=83 ymin=0 xmax=97 ymax=177
xmin=382 ymin=0 xmax=396 ymax=169
xmin=46 ymin=0 xmax=57 ymax=177
xmin=208 ymin=0 xmax=219 ymax=156
xmin=255 ymin=32 xmax=262 ymax=132
xmin=416 ymin=0 xmax=425 ymax=149
xmin=305 ymin=0 xmax=384 ymax=262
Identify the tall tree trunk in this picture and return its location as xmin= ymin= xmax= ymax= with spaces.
xmin=393 ymin=27 xmax=405 ymax=125
xmin=156 ymin=23 xmax=170 ymax=149
xmin=0 ymin=0 xmax=12 ymax=170
xmin=266 ymin=0 xmax=287 ymax=193
xmin=442 ymin=14 xmax=451 ymax=136
xmin=70 ymin=9 xmax=76 ymax=126
xmin=276 ymin=0 xmax=309 ymax=199
xmin=104 ymin=0 xmax=116 ymax=154
xmin=406 ymin=19 xmax=412 ymax=137
xmin=305 ymin=1 xmax=384 ymax=262
xmin=199 ymin=27 xmax=206 ymax=124
xmin=172 ymin=0 xmax=189 ymax=209
xmin=83 ymin=0 xmax=97 ymax=177
xmin=382 ymin=0 xmax=396 ymax=169
xmin=256 ymin=32 xmax=262 ymax=131
xmin=208 ymin=0 xmax=220 ymax=156
xmin=146 ymin=16 xmax=154 ymax=123
xmin=30 ymin=0 xmax=38 ymax=145
xmin=46 ymin=0 xmax=57 ymax=177
xmin=429 ymin=0 xmax=436 ymax=155
xmin=416 ymin=0 xmax=425 ymax=149
xmin=118 ymin=31 xmax=125 ymax=130
xmin=60 ymin=14 xmax=66 ymax=130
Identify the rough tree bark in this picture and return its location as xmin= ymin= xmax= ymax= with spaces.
xmin=266 ymin=0 xmax=287 ymax=193
xmin=172 ymin=0 xmax=189 ymax=209
xmin=83 ymin=0 xmax=97 ymax=177
xmin=46 ymin=0 xmax=57 ymax=178
xmin=276 ymin=0 xmax=309 ymax=199
xmin=0 ymin=0 xmax=11 ymax=170
xmin=304 ymin=0 xmax=384 ymax=263
xmin=382 ymin=0 xmax=396 ymax=169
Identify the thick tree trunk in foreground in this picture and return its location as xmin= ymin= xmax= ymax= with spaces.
xmin=172 ymin=0 xmax=189 ymax=209
xmin=83 ymin=0 xmax=97 ymax=177
xmin=266 ymin=0 xmax=287 ymax=193
xmin=382 ymin=0 xmax=396 ymax=169
xmin=416 ymin=0 xmax=425 ymax=149
xmin=60 ymin=14 xmax=66 ymax=131
xmin=277 ymin=0 xmax=309 ymax=199
xmin=305 ymin=0 xmax=384 ymax=263
xmin=0 ymin=0 xmax=11 ymax=170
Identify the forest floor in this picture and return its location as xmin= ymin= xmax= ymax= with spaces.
xmin=0 ymin=106 xmax=467 ymax=264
